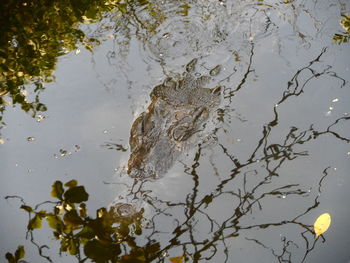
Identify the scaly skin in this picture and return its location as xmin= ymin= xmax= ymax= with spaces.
xmin=128 ymin=59 xmax=221 ymax=179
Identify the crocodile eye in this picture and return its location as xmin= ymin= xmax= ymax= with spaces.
xmin=171 ymin=124 xmax=191 ymax=141
xmin=211 ymin=86 xmax=222 ymax=95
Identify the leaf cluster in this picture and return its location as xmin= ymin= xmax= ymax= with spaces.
xmin=15 ymin=180 xmax=161 ymax=263
xmin=0 ymin=0 xmax=119 ymax=119
xmin=333 ymin=15 xmax=350 ymax=44
xmin=5 ymin=246 xmax=25 ymax=263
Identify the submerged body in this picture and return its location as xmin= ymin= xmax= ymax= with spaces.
xmin=128 ymin=59 xmax=222 ymax=179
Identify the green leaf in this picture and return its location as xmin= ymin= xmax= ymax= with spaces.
xmin=117 ymin=3 xmax=128 ymax=13
xmin=76 ymin=225 xmax=95 ymax=239
xmin=20 ymin=205 xmax=33 ymax=213
xmin=36 ymin=103 xmax=47 ymax=111
xmin=64 ymin=186 xmax=89 ymax=203
xmin=117 ymin=222 xmax=130 ymax=238
xmin=85 ymin=8 xmax=98 ymax=20
xmin=79 ymin=203 xmax=87 ymax=218
xmin=68 ymin=238 xmax=78 ymax=255
xmin=60 ymin=237 xmax=69 ymax=252
xmin=37 ymin=210 xmax=47 ymax=218
xmin=14 ymin=245 xmax=25 ymax=260
xmin=64 ymin=179 xmax=77 ymax=189
xmin=63 ymin=210 xmax=84 ymax=226
xmin=46 ymin=214 xmax=64 ymax=231
xmin=147 ymin=242 xmax=161 ymax=256
xmin=51 ymin=181 xmax=64 ymax=200
xmin=27 ymin=214 xmax=42 ymax=230
xmin=84 ymin=240 xmax=121 ymax=262
xmin=5 ymin=252 xmax=15 ymax=263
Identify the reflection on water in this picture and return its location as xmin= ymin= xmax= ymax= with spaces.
xmin=333 ymin=15 xmax=350 ymax=44
xmin=1 ymin=0 xmax=350 ymax=262
xmin=0 ymin=0 xmax=127 ymax=134
xmin=3 ymin=166 xmax=330 ymax=263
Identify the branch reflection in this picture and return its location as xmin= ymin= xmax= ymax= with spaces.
xmin=4 ymin=1 xmax=350 ymax=263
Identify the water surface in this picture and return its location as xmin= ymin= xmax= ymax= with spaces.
xmin=1 ymin=0 xmax=350 ymax=262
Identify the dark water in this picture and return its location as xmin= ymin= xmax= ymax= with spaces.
xmin=1 ymin=0 xmax=350 ymax=262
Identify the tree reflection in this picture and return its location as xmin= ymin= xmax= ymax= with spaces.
xmin=3 ymin=1 xmax=350 ymax=262
xmin=333 ymin=15 xmax=350 ymax=44
xmin=5 ymin=180 xmax=156 ymax=263
xmin=6 ymin=48 xmax=349 ymax=262
xmin=0 ymin=0 xmax=127 ymax=129
xmin=1 ymin=0 xmax=340 ymax=128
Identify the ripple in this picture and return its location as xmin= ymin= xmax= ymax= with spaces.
xmin=143 ymin=0 xmax=275 ymax=64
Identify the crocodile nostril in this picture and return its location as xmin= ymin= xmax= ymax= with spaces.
xmin=210 ymin=65 xmax=221 ymax=76
xmin=186 ymin=58 xmax=198 ymax=72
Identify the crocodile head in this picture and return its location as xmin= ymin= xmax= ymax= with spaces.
xmin=127 ymin=59 xmax=222 ymax=179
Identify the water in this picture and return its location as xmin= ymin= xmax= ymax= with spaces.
xmin=0 ymin=0 xmax=350 ymax=262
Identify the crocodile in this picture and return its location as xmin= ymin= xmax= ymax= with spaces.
xmin=127 ymin=59 xmax=222 ymax=179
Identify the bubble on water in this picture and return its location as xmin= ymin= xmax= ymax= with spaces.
xmin=282 ymin=194 xmax=286 ymax=199
xmin=27 ymin=137 xmax=35 ymax=141
xmin=0 ymin=138 xmax=4 ymax=144
xmin=36 ymin=115 xmax=45 ymax=122
xmin=347 ymin=152 xmax=350 ymax=156
xmin=103 ymin=130 xmax=108 ymax=134
xmin=59 ymin=149 xmax=71 ymax=157
xmin=332 ymin=98 xmax=339 ymax=102
xmin=162 ymin=33 xmax=170 ymax=39
xmin=329 ymin=106 xmax=333 ymax=110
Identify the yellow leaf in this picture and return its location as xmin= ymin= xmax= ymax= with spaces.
xmin=169 ymin=256 xmax=184 ymax=263
xmin=314 ymin=213 xmax=331 ymax=237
